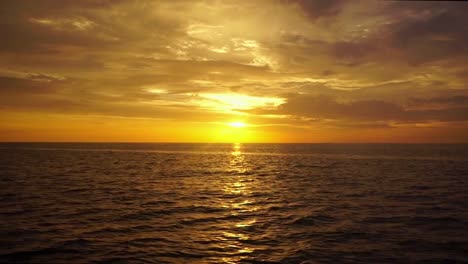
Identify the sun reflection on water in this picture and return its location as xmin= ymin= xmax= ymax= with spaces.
xmin=229 ymin=143 xmax=247 ymax=174
xmin=214 ymin=143 xmax=258 ymax=262
xmin=231 ymin=142 xmax=242 ymax=156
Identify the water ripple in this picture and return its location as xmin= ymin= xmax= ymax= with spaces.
xmin=0 ymin=143 xmax=467 ymax=263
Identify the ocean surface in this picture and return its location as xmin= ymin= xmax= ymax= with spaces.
xmin=0 ymin=143 xmax=467 ymax=263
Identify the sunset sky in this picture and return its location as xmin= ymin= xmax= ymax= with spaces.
xmin=1 ymin=0 xmax=467 ymax=142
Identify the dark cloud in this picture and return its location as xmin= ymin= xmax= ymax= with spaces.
xmin=277 ymin=1 xmax=468 ymax=69
xmin=277 ymin=94 xmax=403 ymax=121
xmin=331 ymin=41 xmax=376 ymax=66
xmin=0 ymin=75 xmax=63 ymax=94
xmin=285 ymin=0 xmax=346 ymax=19
xmin=0 ymin=0 xmax=187 ymax=55
xmin=0 ymin=1 xmax=122 ymax=53
xmin=257 ymin=93 xmax=468 ymax=123
xmin=409 ymin=95 xmax=468 ymax=108
xmin=388 ymin=3 xmax=468 ymax=65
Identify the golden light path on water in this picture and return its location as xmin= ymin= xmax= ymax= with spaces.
xmin=216 ymin=143 xmax=258 ymax=263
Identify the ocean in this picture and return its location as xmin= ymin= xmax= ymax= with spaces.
xmin=0 ymin=143 xmax=467 ymax=263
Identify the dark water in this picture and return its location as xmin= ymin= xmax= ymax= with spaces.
xmin=0 ymin=143 xmax=467 ymax=263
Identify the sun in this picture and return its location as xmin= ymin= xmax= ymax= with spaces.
xmin=215 ymin=121 xmax=252 ymax=142
xmin=228 ymin=121 xmax=247 ymax=128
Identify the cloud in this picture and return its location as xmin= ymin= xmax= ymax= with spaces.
xmin=264 ymin=93 xmax=468 ymax=123
xmin=408 ymin=96 xmax=468 ymax=109
xmin=286 ymin=0 xmax=346 ymax=20
xmin=0 ymin=0 xmax=467 ymax=141
xmin=0 ymin=74 xmax=63 ymax=94
xmin=385 ymin=2 xmax=468 ymax=65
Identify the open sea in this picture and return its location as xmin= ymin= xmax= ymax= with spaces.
xmin=0 ymin=143 xmax=467 ymax=263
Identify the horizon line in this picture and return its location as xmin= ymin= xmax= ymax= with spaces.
xmin=1 ymin=141 xmax=467 ymax=144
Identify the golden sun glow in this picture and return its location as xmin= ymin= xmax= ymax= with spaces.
xmin=212 ymin=122 xmax=255 ymax=143
xmin=196 ymin=93 xmax=284 ymax=113
xmin=228 ymin=121 xmax=247 ymax=128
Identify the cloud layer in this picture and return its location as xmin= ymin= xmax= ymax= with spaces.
xmin=1 ymin=0 xmax=468 ymax=142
